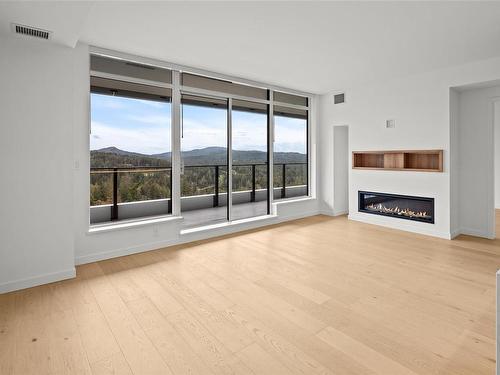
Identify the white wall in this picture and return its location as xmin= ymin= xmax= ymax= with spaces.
xmin=333 ymin=126 xmax=349 ymax=215
xmin=449 ymin=88 xmax=460 ymax=236
xmin=0 ymin=35 xmax=319 ymax=292
xmin=454 ymin=85 xmax=499 ymax=238
xmin=318 ymin=121 xmax=349 ymax=216
xmin=319 ymin=55 xmax=500 ymax=239
xmin=0 ymin=36 xmax=76 ymax=292
xmin=495 ymin=101 xmax=500 ymax=209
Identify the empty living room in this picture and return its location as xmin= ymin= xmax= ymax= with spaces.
xmin=1 ymin=1 xmax=500 ymax=374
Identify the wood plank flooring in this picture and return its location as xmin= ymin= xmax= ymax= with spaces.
xmin=1 ymin=212 xmax=499 ymax=375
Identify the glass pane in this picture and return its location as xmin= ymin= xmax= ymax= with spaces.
xmin=273 ymin=107 xmax=308 ymax=200
xmin=90 ymin=88 xmax=171 ymax=224
xmin=181 ymin=95 xmax=228 ymax=228
xmin=90 ymin=171 xmax=113 ymax=206
xmin=232 ymin=100 xmax=268 ymax=220
xmin=117 ymin=167 xmax=171 ymax=203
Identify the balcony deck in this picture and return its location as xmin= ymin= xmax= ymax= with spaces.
xmin=90 ymin=163 xmax=307 ymax=225
xmin=90 ymin=185 xmax=307 ymax=227
xmin=181 ymin=201 xmax=268 ymax=228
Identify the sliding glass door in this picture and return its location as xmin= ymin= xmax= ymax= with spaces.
xmin=180 ymin=95 xmax=228 ymax=228
xmin=231 ymin=100 xmax=269 ymax=220
xmin=180 ymin=95 xmax=269 ymax=227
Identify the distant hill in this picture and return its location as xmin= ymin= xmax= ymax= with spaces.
xmin=91 ymin=146 xmax=306 ymax=168
xmin=95 ymin=146 xmax=147 ymax=157
xmin=178 ymin=147 xmax=305 ymax=164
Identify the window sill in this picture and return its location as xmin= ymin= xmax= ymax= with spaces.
xmin=87 ymin=196 xmax=314 ymax=235
xmin=88 ymin=215 xmax=182 ymax=234
xmin=273 ymin=195 xmax=314 ymax=205
xmin=180 ymin=214 xmax=278 ymax=235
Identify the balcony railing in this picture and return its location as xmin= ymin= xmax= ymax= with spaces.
xmin=90 ymin=163 xmax=307 ymax=222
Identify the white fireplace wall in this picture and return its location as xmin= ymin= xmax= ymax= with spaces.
xmin=318 ymin=54 xmax=500 ymax=239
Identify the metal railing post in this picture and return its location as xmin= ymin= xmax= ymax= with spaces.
xmin=281 ymin=163 xmax=286 ymax=199
xmin=251 ymin=164 xmax=256 ymax=202
xmin=214 ymin=165 xmax=219 ymax=207
xmin=111 ymin=168 xmax=118 ymax=220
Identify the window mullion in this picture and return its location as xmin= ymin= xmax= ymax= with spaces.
xmin=171 ymin=70 xmax=182 ymax=216
xmin=268 ymin=91 xmax=274 ymax=213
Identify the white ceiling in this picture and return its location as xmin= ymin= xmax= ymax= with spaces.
xmin=0 ymin=2 xmax=92 ymax=48
xmin=2 ymin=1 xmax=500 ymax=94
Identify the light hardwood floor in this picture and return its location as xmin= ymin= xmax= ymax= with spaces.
xmin=1 ymin=212 xmax=499 ymax=375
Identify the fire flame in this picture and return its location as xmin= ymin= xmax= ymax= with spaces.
xmin=366 ymin=203 xmax=431 ymax=219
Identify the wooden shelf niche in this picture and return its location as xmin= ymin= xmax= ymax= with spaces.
xmin=352 ymin=150 xmax=443 ymax=172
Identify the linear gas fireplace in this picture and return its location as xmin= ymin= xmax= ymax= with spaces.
xmin=358 ymin=191 xmax=434 ymax=224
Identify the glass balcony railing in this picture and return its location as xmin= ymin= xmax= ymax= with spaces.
xmin=90 ymin=163 xmax=307 ymax=223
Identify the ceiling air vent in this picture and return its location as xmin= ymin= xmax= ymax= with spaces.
xmin=334 ymin=93 xmax=345 ymax=104
xmin=12 ymin=23 xmax=51 ymax=40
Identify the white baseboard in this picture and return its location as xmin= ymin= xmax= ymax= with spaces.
xmin=450 ymin=228 xmax=462 ymax=239
xmin=319 ymin=208 xmax=348 ymax=216
xmin=333 ymin=209 xmax=349 ymax=216
xmin=75 ymin=238 xmax=180 ymax=265
xmin=275 ymin=209 xmax=321 ymax=222
xmin=319 ymin=208 xmax=335 ymax=216
xmin=348 ymin=212 xmax=452 ymax=239
xmin=458 ymin=227 xmax=495 ymax=239
xmin=0 ymin=267 xmax=76 ymax=294
xmin=76 ymin=208 xmax=320 ymax=266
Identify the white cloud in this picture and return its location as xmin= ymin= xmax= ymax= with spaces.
xmin=140 ymin=100 xmax=167 ymax=109
xmin=128 ymin=114 xmax=171 ymax=126
xmin=90 ymin=121 xmax=171 ymax=155
xmin=181 ymin=118 xmax=227 ymax=150
xmin=91 ymin=95 xmax=125 ymax=110
xmin=90 ymin=114 xmax=306 ymax=156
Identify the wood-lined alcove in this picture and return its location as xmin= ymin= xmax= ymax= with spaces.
xmin=352 ymin=150 xmax=443 ymax=172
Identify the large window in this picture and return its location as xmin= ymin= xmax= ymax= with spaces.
xmin=273 ymin=104 xmax=308 ymax=200
xmin=89 ymin=54 xmax=310 ymax=226
xmin=90 ymin=57 xmax=172 ymax=224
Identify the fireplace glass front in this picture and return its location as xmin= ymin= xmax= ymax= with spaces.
xmin=358 ymin=191 xmax=434 ymax=224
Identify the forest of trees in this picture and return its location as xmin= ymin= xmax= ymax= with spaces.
xmin=90 ymin=147 xmax=307 ymax=206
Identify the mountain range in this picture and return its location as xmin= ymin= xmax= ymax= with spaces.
xmin=93 ymin=146 xmax=306 ymax=166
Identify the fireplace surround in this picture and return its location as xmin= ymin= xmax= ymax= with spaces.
xmin=358 ymin=191 xmax=434 ymax=224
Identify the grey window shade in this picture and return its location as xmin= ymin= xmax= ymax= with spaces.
xmin=181 ymin=73 xmax=268 ymax=100
xmin=91 ymin=55 xmax=172 ymax=84
xmin=274 ymin=105 xmax=307 ymax=120
xmin=181 ymin=94 xmax=227 ymax=109
xmin=233 ymin=99 xmax=268 ymax=115
xmin=91 ymin=76 xmax=171 ymax=102
xmin=273 ymin=91 xmax=308 ymax=107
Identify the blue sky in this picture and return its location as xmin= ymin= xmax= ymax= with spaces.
xmin=90 ymin=93 xmax=307 ymax=155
